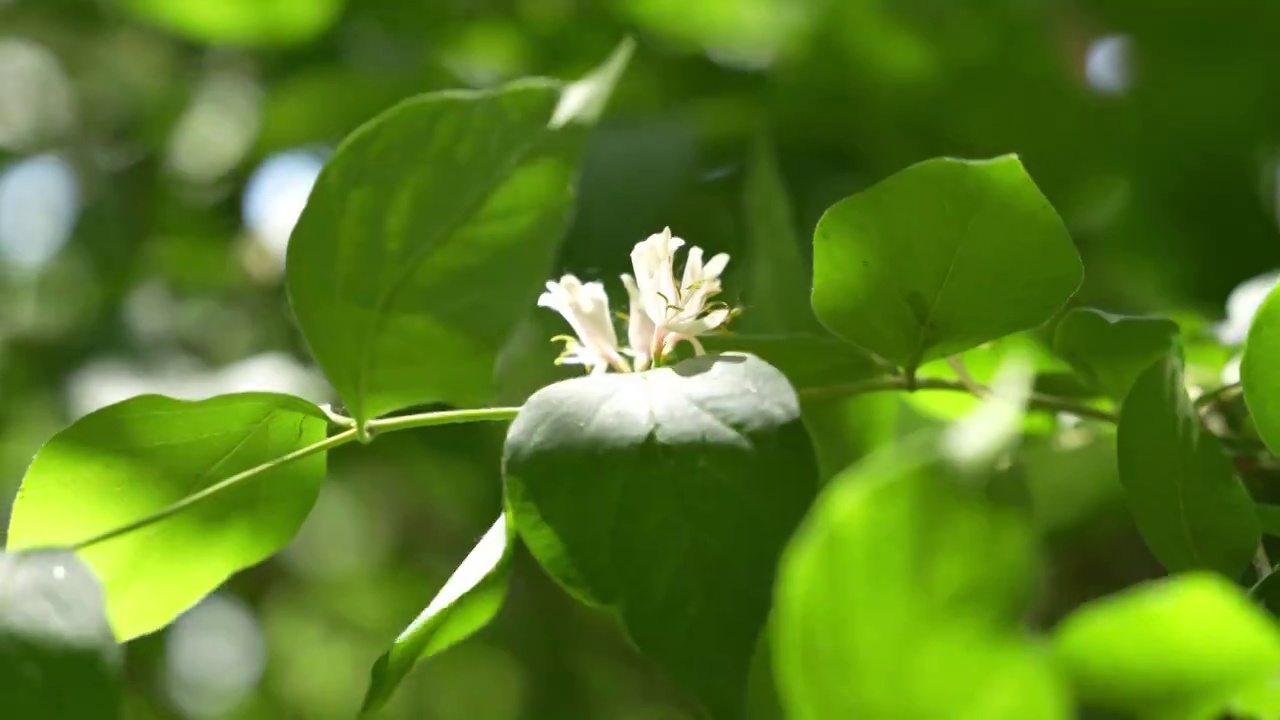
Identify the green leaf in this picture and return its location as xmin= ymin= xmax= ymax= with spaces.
xmin=1116 ymin=356 xmax=1259 ymax=576
xmin=0 ymin=550 xmax=121 ymax=720
xmin=1053 ymin=308 xmax=1179 ymax=401
xmin=1242 ymin=283 xmax=1280 ymax=456
xmin=503 ymin=352 xmax=818 ymax=718
xmin=6 ymin=393 xmax=329 ymax=640
xmin=1260 ymin=504 xmax=1280 ymax=538
xmin=811 ymin=155 xmax=1082 ymax=374
xmin=361 ymin=513 xmax=516 ymax=715
xmin=773 ymin=445 xmax=1068 ymax=720
xmin=287 ymin=42 xmax=632 ymax=428
xmin=697 ymin=333 xmax=889 ymax=393
xmin=116 ymin=0 xmax=346 ymax=46
xmin=1053 ymin=573 xmax=1280 ymax=717
xmin=739 ymin=137 xmax=823 ymax=334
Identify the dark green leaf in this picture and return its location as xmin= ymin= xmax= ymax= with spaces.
xmin=287 ymin=42 xmax=632 ymax=427
xmin=773 ymin=444 xmax=1067 ymax=719
xmin=811 ymin=155 xmax=1082 ymax=374
xmin=1117 ymin=357 xmax=1258 ymax=577
xmin=503 ymin=352 xmax=818 ymax=718
xmin=0 ymin=550 xmax=120 ymax=720
xmin=6 ymin=393 xmax=329 ymax=640
xmin=361 ymin=513 xmax=516 ymax=715
xmin=739 ymin=137 xmax=822 ymax=334
xmin=1242 ymin=283 xmax=1280 ymax=455
xmin=116 ymin=0 xmax=346 ymax=45
xmin=1260 ymin=504 xmax=1280 ymax=538
xmin=1053 ymin=308 xmax=1178 ymax=401
xmin=1054 ymin=573 xmax=1280 ymax=716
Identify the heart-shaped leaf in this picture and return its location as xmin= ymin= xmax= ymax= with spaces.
xmin=503 ymin=352 xmax=818 ymax=718
xmin=287 ymin=41 xmax=632 ymax=427
xmin=7 ymin=393 xmax=329 ymax=640
xmin=811 ymin=155 xmax=1082 ymax=374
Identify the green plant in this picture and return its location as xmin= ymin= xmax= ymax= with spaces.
xmin=7 ymin=38 xmax=1280 ymax=720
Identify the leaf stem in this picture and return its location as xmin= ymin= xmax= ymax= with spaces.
xmin=1255 ymin=543 xmax=1273 ymax=581
xmin=1195 ymin=382 xmax=1242 ymax=410
xmin=74 ymin=428 xmax=360 ymax=550
xmin=72 ymin=406 xmax=523 ymax=550
xmin=800 ymin=376 xmax=1118 ymax=424
xmin=364 ymin=406 xmax=521 ymax=436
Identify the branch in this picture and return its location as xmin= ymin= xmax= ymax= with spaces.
xmin=799 ymin=376 xmax=1119 ymax=424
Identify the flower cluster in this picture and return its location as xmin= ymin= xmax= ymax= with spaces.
xmin=538 ymin=227 xmax=734 ymax=374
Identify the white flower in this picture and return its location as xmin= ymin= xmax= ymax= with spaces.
xmin=537 ymin=275 xmax=629 ymax=374
xmin=621 ymin=273 xmax=657 ymax=370
xmin=627 ymin=227 xmax=732 ymax=362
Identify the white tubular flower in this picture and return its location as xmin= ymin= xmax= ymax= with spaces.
xmin=629 ymin=226 xmax=685 ymax=326
xmin=626 ymin=227 xmax=733 ymax=361
xmin=538 ymin=275 xmax=629 ymax=374
xmin=621 ymin=273 xmax=656 ymax=371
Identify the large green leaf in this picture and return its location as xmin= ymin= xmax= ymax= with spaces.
xmin=811 ymin=155 xmax=1082 ymax=374
xmin=287 ymin=43 xmax=632 ymax=427
xmin=1053 ymin=573 xmax=1280 ymax=717
xmin=361 ymin=513 xmax=516 ymax=715
xmin=117 ymin=0 xmax=345 ymax=46
xmin=0 ymin=550 xmax=121 ymax=719
xmin=1242 ymin=283 xmax=1280 ymax=455
xmin=503 ymin=352 xmax=818 ymax=718
xmin=1053 ymin=308 xmax=1179 ymax=402
xmin=6 ymin=393 xmax=329 ymax=640
xmin=773 ymin=445 xmax=1068 ymax=719
xmin=1116 ymin=357 xmax=1258 ymax=577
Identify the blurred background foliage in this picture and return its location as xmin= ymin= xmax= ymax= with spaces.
xmin=2 ymin=0 xmax=1279 ymax=717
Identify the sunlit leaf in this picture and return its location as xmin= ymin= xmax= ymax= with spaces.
xmin=0 ymin=550 xmax=120 ymax=719
xmin=117 ymin=0 xmax=346 ymax=46
xmin=1054 ymin=573 xmax=1280 ymax=717
xmin=7 ymin=393 xmax=329 ymax=640
xmin=361 ymin=514 xmax=516 ymax=715
xmin=504 ymin=352 xmax=818 ymax=718
xmin=1117 ymin=357 xmax=1258 ymax=577
xmin=773 ymin=443 xmax=1068 ymax=719
xmin=811 ymin=155 xmax=1082 ymax=375
xmin=287 ymin=41 xmax=632 ymax=428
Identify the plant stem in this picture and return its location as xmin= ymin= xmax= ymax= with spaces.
xmin=1195 ymin=382 xmax=1242 ymax=410
xmin=800 ymin=376 xmax=1118 ymax=424
xmin=1255 ymin=543 xmax=1273 ymax=581
xmin=73 ymin=406 xmax=523 ymax=550
xmin=364 ymin=406 xmax=521 ymax=435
